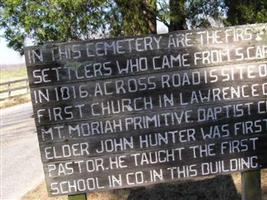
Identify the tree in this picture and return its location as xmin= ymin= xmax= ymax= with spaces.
xmin=169 ymin=0 xmax=186 ymax=31
xmin=115 ymin=0 xmax=157 ymax=35
xmin=186 ymin=0 xmax=225 ymax=28
xmin=0 ymin=0 xmax=115 ymax=54
xmin=1 ymin=0 xmax=267 ymax=54
xmin=157 ymin=0 xmax=226 ymax=31
xmin=224 ymin=0 xmax=267 ymax=25
xmin=0 ymin=0 xmax=159 ymax=54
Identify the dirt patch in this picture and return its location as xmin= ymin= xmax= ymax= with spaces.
xmin=0 ymin=94 xmax=31 ymax=109
xmin=22 ymin=170 xmax=267 ymax=200
xmin=127 ymin=175 xmax=240 ymax=200
xmin=22 ymin=182 xmax=67 ymax=200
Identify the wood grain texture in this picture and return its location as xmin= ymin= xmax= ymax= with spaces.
xmin=24 ymin=23 xmax=267 ymax=196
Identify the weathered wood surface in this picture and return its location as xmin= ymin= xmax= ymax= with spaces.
xmin=29 ymin=62 xmax=267 ymax=106
xmin=25 ymin=23 xmax=267 ymax=67
xmin=24 ymin=23 xmax=267 ymax=196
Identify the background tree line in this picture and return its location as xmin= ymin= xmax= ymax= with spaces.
xmin=0 ymin=0 xmax=266 ymax=54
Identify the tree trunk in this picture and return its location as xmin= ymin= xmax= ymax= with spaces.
xmin=115 ymin=0 xmax=157 ymax=35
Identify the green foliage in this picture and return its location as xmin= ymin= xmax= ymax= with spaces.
xmin=186 ymin=0 xmax=226 ymax=28
xmin=115 ymin=0 xmax=157 ymax=36
xmin=0 ymin=0 xmax=158 ymax=54
xmin=157 ymin=0 xmax=169 ymax=28
xmin=168 ymin=0 xmax=267 ymax=29
xmin=169 ymin=0 xmax=187 ymax=31
xmin=225 ymin=0 xmax=267 ymax=25
xmin=0 ymin=0 xmax=115 ymax=54
xmin=152 ymin=0 xmax=226 ymax=30
xmin=1 ymin=0 xmax=267 ymax=54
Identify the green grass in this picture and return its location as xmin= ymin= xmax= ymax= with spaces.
xmin=0 ymin=65 xmax=27 ymax=83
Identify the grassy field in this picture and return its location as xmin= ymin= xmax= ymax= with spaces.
xmin=0 ymin=64 xmax=27 ymax=83
xmin=0 ymin=64 xmax=30 ymax=108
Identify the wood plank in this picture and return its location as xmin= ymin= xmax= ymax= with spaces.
xmin=29 ymin=61 xmax=267 ymax=106
xmin=0 ymin=86 xmax=29 ymax=94
xmin=0 ymin=78 xmax=28 ymax=86
xmin=26 ymin=45 xmax=267 ymax=87
xmin=24 ymin=23 xmax=267 ymax=67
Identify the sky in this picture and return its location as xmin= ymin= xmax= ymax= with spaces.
xmin=0 ymin=33 xmax=25 ymax=65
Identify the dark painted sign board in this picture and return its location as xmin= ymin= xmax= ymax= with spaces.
xmin=24 ymin=23 xmax=267 ymax=196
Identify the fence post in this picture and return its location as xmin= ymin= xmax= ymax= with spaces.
xmin=8 ymin=82 xmax=11 ymax=97
xmin=241 ymin=170 xmax=261 ymax=200
xmin=0 ymin=78 xmax=30 ymax=100
xmin=68 ymin=193 xmax=87 ymax=200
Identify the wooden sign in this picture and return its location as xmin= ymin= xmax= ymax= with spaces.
xmin=24 ymin=23 xmax=267 ymax=196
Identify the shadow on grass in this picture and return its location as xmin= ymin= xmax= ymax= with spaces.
xmin=128 ymin=175 xmax=241 ymax=200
